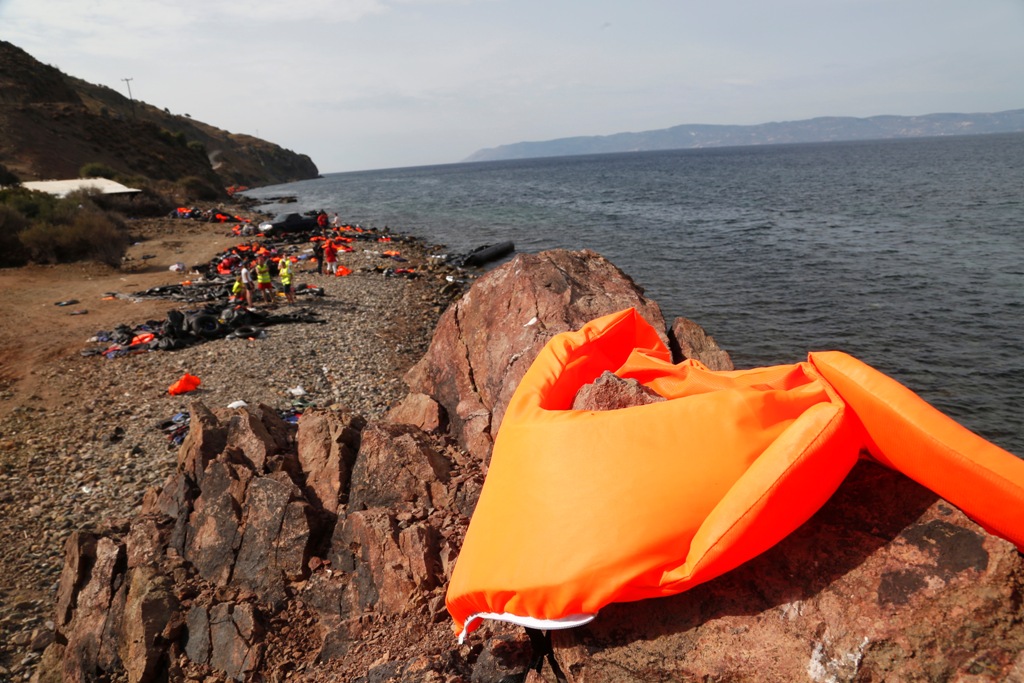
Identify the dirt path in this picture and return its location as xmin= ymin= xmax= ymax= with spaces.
xmin=0 ymin=218 xmax=238 ymax=419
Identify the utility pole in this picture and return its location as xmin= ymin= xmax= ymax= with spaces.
xmin=121 ymin=77 xmax=136 ymax=119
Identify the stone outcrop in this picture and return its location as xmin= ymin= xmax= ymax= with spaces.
xmin=347 ymin=421 xmax=451 ymax=513
xmin=572 ymin=370 xmax=667 ymax=411
xmin=404 ymin=249 xmax=669 ymax=462
xmin=296 ymin=406 xmax=366 ymax=515
xmin=35 ymin=249 xmax=1024 ymax=682
xmin=549 ymin=465 xmax=1024 ymax=680
xmin=37 ymin=393 xmax=473 ymax=682
xmin=671 ymin=315 xmax=735 ymax=370
xmin=385 ymin=392 xmax=448 ymax=434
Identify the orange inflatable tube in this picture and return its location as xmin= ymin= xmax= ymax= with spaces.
xmin=445 ymin=308 xmax=1024 ymax=641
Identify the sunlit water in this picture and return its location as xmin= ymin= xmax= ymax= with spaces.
xmin=245 ymin=134 xmax=1024 ymax=455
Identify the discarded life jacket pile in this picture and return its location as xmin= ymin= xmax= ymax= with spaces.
xmin=124 ymin=281 xmax=234 ymax=304
xmin=169 ymin=207 xmax=204 ymax=220
xmin=168 ymin=206 xmax=248 ymax=223
xmin=446 ymin=308 xmax=1024 ymax=642
xmin=123 ymin=280 xmax=324 ymax=305
xmin=82 ymin=304 xmax=325 ymax=359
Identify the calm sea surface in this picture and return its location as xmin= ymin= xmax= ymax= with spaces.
xmin=245 ymin=134 xmax=1024 ymax=455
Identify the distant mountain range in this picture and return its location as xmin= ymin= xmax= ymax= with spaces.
xmin=464 ymin=109 xmax=1024 ymax=163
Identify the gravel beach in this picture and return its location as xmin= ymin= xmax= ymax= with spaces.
xmin=0 ymin=209 xmax=468 ymax=679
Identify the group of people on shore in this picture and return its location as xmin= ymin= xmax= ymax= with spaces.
xmin=231 ymin=253 xmax=297 ymax=307
xmin=222 ymin=211 xmax=361 ymax=309
xmin=310 ymin=212 xmax=357 ymax=277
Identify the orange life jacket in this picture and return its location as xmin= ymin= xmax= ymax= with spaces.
xmin=168 ymin=373 xmax=201 ymax=396
xmin=446 ymin=308 xmax=1024 ymax=642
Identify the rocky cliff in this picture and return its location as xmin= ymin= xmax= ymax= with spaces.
xmin=34 ymin=250 xmax=1024 ymax=682
xmin=0 ymin=40 xmax=318 ymax=189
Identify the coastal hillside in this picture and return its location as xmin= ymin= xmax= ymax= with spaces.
xmin=0 ymin=40 xmax=318 ymax=189
xmin=464 ymin=108 xmax=1024 ymax=162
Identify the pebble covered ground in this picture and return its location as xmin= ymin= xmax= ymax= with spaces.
xmin=0 ymin=218 xmax=470 ymax=680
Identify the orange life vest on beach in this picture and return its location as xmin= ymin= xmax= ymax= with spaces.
xmin=446 ymin=308 xmax=1024 ymax=642
xmin=168 ymin=373 xmax=201 ymax=396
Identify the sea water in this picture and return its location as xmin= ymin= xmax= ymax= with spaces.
xmin=244 ymin=134 xmax=1024 ymax=455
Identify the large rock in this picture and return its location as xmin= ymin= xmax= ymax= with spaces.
xmin=571 ymin=370 xmax=666 ymax=411
xmin=232 ymin=471 xmax=317 ymax=607
xmin=547 ymin=461 xmax=1024 ymax=682
xmin=53 ymin=533 xmax=127 ymax=681
xmin=348 ymin=421 xmax=451 ymax=513
xmin=36 ymin=396 xmax=468 ymax=682
xmin=141 ymin=465 xmax=198 ymax=556
xmin=50 ymin=532 xmax=179 ymax=683
xmin=223 ymin=403 xmax=292 ymax=472
xmin=208 ymin=602 xmax=264 ymax=681
xmin=296 ymin=406 xmax=365 ymax=514
xmin=119 ymin=565 xmax=178 ymax=683
xmin=670 ymin=315 xmax=734 ymax=370
xmin=177 ymin=402 xmax=228 ymax=484
xmin=184 ymin=459 xmax=250 ymax=587
xmin=328 ymin=508 xmax=442 ymax=616
xmin=54 ymin=531 xmax=98 ymax=631
xmin=405 ymin=249 xmax=667 ymax=461
xmin=386 ymin=392 xmax=448 ymax=434
xmin=184 ymin=603 xmax=212 ymax=665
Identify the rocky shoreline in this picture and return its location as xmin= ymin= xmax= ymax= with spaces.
xmin=3 ymin=221 xmax=1023 ymax=682
xmin=0 ymin=214 xmax=467 ymax=681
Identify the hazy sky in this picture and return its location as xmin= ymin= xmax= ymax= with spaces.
xmin=3 ymin=0 xmax=1023 ymax=173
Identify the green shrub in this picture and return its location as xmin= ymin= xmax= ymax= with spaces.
xmin=0 ymin=204 xmax=30 ymax=267
xmin=17 ymin=221 xmax=62 ymax=263
xmin=66 ymin=211 xmax=130 ymax=267
xmin=159 ymin=128 xmax=188 ymax=147
xmin=0 ymin=187 xmax=62 ymax=221
xmin=19 ymin=208 xmax=129 ymax=267
xmin=80 ymin=162 xmax=117 ymax=179
xmin=187 ymin=139 xmax=207 ymax=156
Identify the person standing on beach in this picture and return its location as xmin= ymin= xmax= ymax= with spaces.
xmin=255 ymin=255 xmax=274 ymax=304
xmin=230 ymin=274 xmax=246 ymax=303
xmin=278 ymin=256 xmax=296 ymax=305
xmin=323 ymin=239 xmax=338 ymax=276
xmin=312 ymin=235 xmax=324 ymax=275
xmin=239 ymin=261 xmax=254 ymax=307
